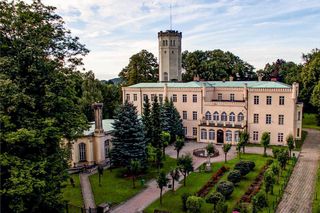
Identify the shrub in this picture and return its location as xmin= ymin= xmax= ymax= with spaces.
xmin=216 ymin=201 xmax=228 ymax=213
xmin=227 ymin=170 xmax=242 ymax=184
xmin=217 ymin=181 xmax=234 ymax=199
xmin=272 ymin=147 xmax=280 ymax=159
xmin=186 ymin=196 xmax=203 ymax=213
xmin=245 ymin=161 xmax=255 ymax=170
xmin=252 ymin=191 xmax=268 ymax=212
xmin=266 ymin=159 xmax=274 ymax=165
xmin=206 ymin=192 xmax=224 ymax=209
xmin=181 ymin=193 xmax=192 ymax=211
xmin=234 ymin=161 xmax=250 ymax=176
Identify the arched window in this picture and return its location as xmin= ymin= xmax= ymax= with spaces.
xmin=105 ymin=140 xmax=110 ymax=158
xmin=162 ymin=40 xmax=165 ymax=46
xmin=221 ymin=112 xmax=227 ymax=121
xmin=205 ymin=111 xmax=211 ymax=120
xmin=201 ymin=129 xmax=207 ymax=140
xmin=213 ymin=111 xmax=219 ymax=121
xmin=79 ymin=143 xmax=86 ymax=161
xmin=238 ymin=113 xmax=244 ymax=122
xmin=164 ymin=72 xmax=168 ymax=81
xmin=234 ymin=131 xmax=240 ymax=142
xmin=209 ymin=129 xmax=215 ymax=140
xmin=229 ymin=112 xmax=235 ymax=122
xmin=226 ymin=130 xmax=232 ymax=142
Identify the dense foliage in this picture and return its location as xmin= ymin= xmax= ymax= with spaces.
xmin=0 ymin=0 xmax=90 ymax=212
xmin=111 ymin=101 xmax=147 ymax=167
xmin=227 ymin=170 xmax=242 ymax=184
xmin=181 ymin=50 xmax=256 ymax=81
xmin=216 ymin=181 xmax=234 ymax=199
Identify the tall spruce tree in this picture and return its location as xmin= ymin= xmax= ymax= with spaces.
xmin=170 ymin=100 xmax=184 ymax=142
xmin=160 ymin=97 xmax=172 ymax=132
xmin=0 ymin=1 xmax=89 ymax=212
xmin=111 ymin=101 xmax=147 ymax=167
xmin=151 ymin=95 xmax=161 ymax=148
xmin=142 ymin=95 xmax=152 ymax=145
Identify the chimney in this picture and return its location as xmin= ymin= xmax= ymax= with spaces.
xmin=229 ymin=76 xmax=234 ymax=81
xmin=92 ymin=103 xmax=104 ymax=135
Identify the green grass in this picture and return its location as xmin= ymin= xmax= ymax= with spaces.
xmin=90 ymin=156 xmax=177 ymax=206
xmin=145 ymin=154 xmax=271 ymax=213
xmin=303 ymin=113 xmax=320 ymax=130
xmin=313 ymin=161 xmax=320 ymax=213
xmin=62 ymin=174 xmax=83 ymax=207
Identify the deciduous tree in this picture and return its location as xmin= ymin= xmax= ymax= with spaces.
xmin=286 ymin=134 xmax=295 ymax=158
xmin=157 ymin=171 xmax=169 ymax=206
xmin=177 ymin=154 xmax=194 ymax=186
xmin=260 ymin=132 xmax=270 ymax=156
xmin=174 ymin=137 xmax=185 ymax=159
xmin=222 ymin=143 xmax=231 ymax=163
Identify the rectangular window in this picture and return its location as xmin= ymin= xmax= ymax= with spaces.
xmin=151 ymin=94 xmax=155 ymax=101
xmin=183 ymin=111 xmax=187 ymax=120
xmin=193 ymin=111 xmax=197 ymax=120
xmin=126 ymin=94 xmax=130 ymax=101
xmin=230 ymin=94 xmax=235 ymax=101
xmin=159 ymin=94 xmax=163 ymax=103
xmin=143 ymin=94 xmax=148 ymax=101
xmin=279 ymin=96 xmax=285 ymax=105
xmin=253 ymin=114 xmax=259 ymax=124
xmin=266 ymin=114 xmax=272 ymax=124
xmin=253 ymin=131 xmax=259 ymax=141
xmin=297 ymin=128 xmax=300 ymax=137
xmin=193 ymin=127 xmax=197 ymax=136
xmin=172 ymin=94 xmax=177 ymax=102
xmin=266 ymin=96 xmax=272 ymax=105
xmin=278 ymin=115 xmax=284 ymax=125
xmin=254 ymin=96 xmax=259 ymax=105
xmin=133 ymin=94 xmax=137 ymax=101
xmin=193 ymin=94 xmax=197 ymax=103
xmin=278 ymin=133 xmax=284 ymax=142
xmin=298 ymin=111 xmax=301 ymax=121
xmin=183 ymin=127 xmax=187 ymax=136
xmin=182 ymin=94 xmax=187 ymax=102
xmin=218 ymin=93 xmax=222 ymax=101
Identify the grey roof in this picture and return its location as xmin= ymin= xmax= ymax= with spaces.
xmin=83 ymin=119 xmax=114 ymax=136
xmin=128 ymin=81 xmax=291 ymax=89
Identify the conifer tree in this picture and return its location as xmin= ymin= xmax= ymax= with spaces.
xmin=151 ymin=95 xmax=162 ymax=148
xmin=111 ymin=101 xmax=147 ymax=167
xmin=142 ymin=95 xmax=152 ymax=145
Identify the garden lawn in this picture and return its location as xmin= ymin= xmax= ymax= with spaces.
xmin=62 ymin=174 xmax=83 ymax=207
xmin=90 ymin=156 xmax=176 ymax=206
xmin=303 ymin=113 xmax=320 ymax=130
xmin=145 ymin=154 xmax=270 ymax=213
xmin=313 ymin=161 xmax=320 ymax=213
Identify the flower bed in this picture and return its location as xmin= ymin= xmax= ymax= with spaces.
xmin=238 ymin=164 xmax=269 ymax=203
xmin=196 ymin=166 xmax=229 ymax=197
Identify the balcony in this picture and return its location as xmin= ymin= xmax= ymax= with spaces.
xmin=199 ymin=119 xmax=246 ymax=129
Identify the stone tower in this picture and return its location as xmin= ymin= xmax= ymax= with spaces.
xmin=158 ymin=30 xmax=182 ymax=82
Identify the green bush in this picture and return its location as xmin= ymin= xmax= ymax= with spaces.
xmin=215 ymin=201 xmax=228 ymax=213
xmin=181 ymin=192 xmax=192 ymax=211
xmin=245 ymin=161 xmax=255 ymax=170
xmin=234 ymin=161 xmax=250 ymax=176
xmin=206 ymin=192 xmax=224 ymax=209
xmin=186 ymin=196 xmax=203 ymax=213
xmin=252 ymin=191 xmax=268 ymax=212
xmin=217 ymin=181 xmax=234 ymax=199
xmin=227 ymin=170 xmax=242 ymax=184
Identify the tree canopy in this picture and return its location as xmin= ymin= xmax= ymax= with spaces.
xmin=119 ymin=49 xmax=159 ymax=85
xmin=181 ymin=50 xmax=256 ymax=81
xmin=0 ymin=0 xmax=89 ymax=211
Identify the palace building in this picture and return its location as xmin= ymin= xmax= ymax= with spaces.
xmin=122 ymin=30 xmax=303 ymax=145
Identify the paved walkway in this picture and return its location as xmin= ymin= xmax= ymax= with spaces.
xmin=277 ymin=129 xmax=320 ymax=213
xmin=110 ymin=142 xmax=289 ymax=213
xmin=80 ymin=173 xmax=96 ymax=209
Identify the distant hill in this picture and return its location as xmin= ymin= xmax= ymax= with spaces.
xmin=101 ymin=77 xmax=122 ymax=85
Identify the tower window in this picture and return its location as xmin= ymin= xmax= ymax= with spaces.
xmin=164 ymin=72 xmax=168 ymax=81
xmin=79 ymin=143 xmax=86 ymax=161
xmin=162 ymin=40 xmax=165 ymax=46
xmin=164 ymin=50 xmax=167 ymax=54
xmin=172 ymin=51 xmax=174 ymax=54
xmin=165 ymin=40 xmax=168 ymax=46
xmin=170 ymin=40 xmax=172 ymax=46
xmin=173 ymin=40 xmax=175 ymax=46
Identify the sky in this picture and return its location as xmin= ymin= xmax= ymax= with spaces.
xmin=28 ymin=0 xmax=320 ymax=80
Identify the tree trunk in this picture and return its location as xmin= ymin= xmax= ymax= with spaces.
xmin=163 ymin=146 xmax=166 ymax=160
xmin=289 ymin=149 xmax=291 ymax=158
xmin=177 ymin=150 xmax=180 ymax=159
xmin=184 ymin=174 xmax=186 ymax=186
xmin=99 ymin=174 xmax=101 ymax=186
xmin=224 ymin=153 xmax=227 ymax=163
xmin=172 ymin=179 xmax=175 ymax=191
xmin=243 ymin=145 xmax=245 ymax=153
xmin=160 ymin=188 xmax=163 ymax=206
xmin=132 ymin=176 xmax=135 ymax=188
xmin=264 ymin=147 xmax=266 ymax=156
